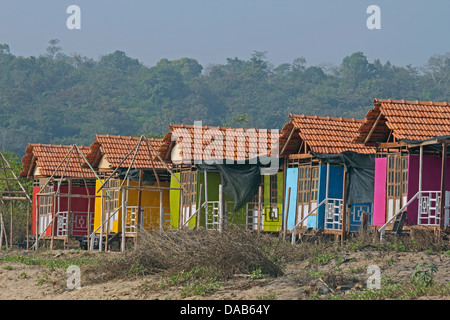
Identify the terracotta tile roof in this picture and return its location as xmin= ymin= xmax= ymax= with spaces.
xmin=85 ymin=135 xmax=169 ymax=170
xmin=20 ymin=144 xmax=96 ymax=178
xmin=354 ymin=99 xmax=450 ymax=144
xmin=158 ymin=124 xmax=280 ymax=163
xmin=280 ymin=114 xmax=375 ymax=155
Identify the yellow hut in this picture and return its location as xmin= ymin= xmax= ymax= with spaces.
xmin=84 ymin=135 xmax=172 ymax=250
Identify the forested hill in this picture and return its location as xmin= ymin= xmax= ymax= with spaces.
xmin=1 ymin=40 xmax=449 ymax=156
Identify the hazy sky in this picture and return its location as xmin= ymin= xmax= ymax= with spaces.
xmin=1 ymin=0 xmax=449 ymax=69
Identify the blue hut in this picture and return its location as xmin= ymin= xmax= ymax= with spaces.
xmin=279 ymin=114 xmax=375 ymax=240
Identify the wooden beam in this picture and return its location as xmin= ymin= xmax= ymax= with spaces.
xmin=364 ymin=111 xmax=383 ymax=144
xmin=26 ymin=155 xmax=35 ymax=179
xmin=376 ymin=142 xmax=405 ymax=149
xmin=142 ymin=135 xmax=186 ymax=193
xmin=289 ymin=154 xmax=313 ymax=159
xmin=280 ymin=126 xmax=295 ymax=155
xmin=96 ymin=137 xmax=141 ymax=193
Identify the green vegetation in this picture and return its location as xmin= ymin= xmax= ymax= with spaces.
xmin=1 ymin=40 xmax=450 ymax=158
xmin=0 ymin=251 xmax=98 ymax=271
xmin=411 ymin=263 xmax=438 ymax=287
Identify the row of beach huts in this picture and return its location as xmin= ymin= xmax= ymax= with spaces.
xmin=6 ymin=98 xmax=450 ymax=251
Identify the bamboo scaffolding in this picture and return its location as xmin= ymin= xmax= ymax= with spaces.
xmin=33 ymin=145 xmax=98 ymax=250
xmin=0 ymin=151 xmax=32 ymax=250
xmin=89 ymin=135 xmax=188 ymax=252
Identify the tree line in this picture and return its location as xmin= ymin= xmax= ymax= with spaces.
xmin=1 ymin=39 xmax=449 ymax=157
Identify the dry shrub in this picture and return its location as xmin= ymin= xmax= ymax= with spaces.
xmin=87 ymin=227 xmax=286 ymax=283
xmin=409 ymin=226 xmax=448 ymax=251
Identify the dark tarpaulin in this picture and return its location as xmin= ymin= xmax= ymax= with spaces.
xmin=400 ymin=135 xmax=450 ymax=155
xmin=196 ymin=158 xmax=277 ymax=213
xmin=311 ymin=151 xmax=375 ymax=206
xmin=117 ymin=168 xmax=155 ymax=185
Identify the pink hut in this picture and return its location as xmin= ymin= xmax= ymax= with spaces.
xmin=354 ymin=99 xmax=450 ymax=238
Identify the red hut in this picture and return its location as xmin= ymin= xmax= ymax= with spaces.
xmin=20 ymin=143 xmax=97 ymax=248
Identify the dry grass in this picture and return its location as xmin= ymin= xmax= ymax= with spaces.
xmin=82 ymin=226 xmax=450 ymax=289
xmin=84 ymin=226 xmax=298 ymax=283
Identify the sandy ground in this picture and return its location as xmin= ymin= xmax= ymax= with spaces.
xmin=0 ymin=248 xmax=449 ymax=301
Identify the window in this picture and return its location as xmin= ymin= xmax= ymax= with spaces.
xmin=104 ymin=178 xmax=119 ymax=213
xmin=39 ymin=185 xmax=53 ymax=216
xmin=386 ymin=153 xmax=408 ymax=202
xmin=298 ymin=166 xmax=311 ymax=205
xmin=296 ymin=164 xmax=320 ymax=223
xmin=181 ymin=170 xmax=197 ymax=206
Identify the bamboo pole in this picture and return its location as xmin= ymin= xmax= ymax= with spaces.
xmin=87 ymin=192 xmax=91 ymax=251
xmin=74 ymin=145 xmax=112 ymax=199
xmin=38 ymin=146 xmax=74 ymax=193
xmin=179 ymin=182 xmax=184 ymax=230
xmin=118 ymin=137 xmax=143 ymax=191
xmin=26 ymin=201 xmax=30 ymax=249
xmin=67 ymin=179 xmax=72 ymax=246
xmin=95 ymin=138 xmax=141 ymax=194
xmin=51 ymin=146 xmax=74 ymax=249
xmin=341 ymin=169 xmax=348 ymax=246
xmin=219 ymin=184 xmax=223 ymax=233
xmin=221 ymin=183 xmax=226 ymax=231
xmin=0 ymin=155 xmax=13 ymax=247
xmin=197 ymin=184 xmax=203 ymax=229
xmin=1 ymin=211 xmax=8 ymax=249
xmin=35 ymin=196 xmax=39 ymax=250
xmin=99 ymin=189 xmax=104 ymax=252
xmin=50 ymin=183 xmax=57 ymax=250
xmin=30 ymin=212 xmax=62 ymax=250
xmin=74 ymin=145 xmax=93 ymax=250
xmin=142 ymin=136 xmax=160 ymax=187
xmin=258 ymin=185 xmax=262 ymax=233
xmin=160 ymin=190 xmax=164 ymax=232
xmin=419 ymin=146 xmax=423 ymax=193
xmin=439 ymin=143 xmax=448 ymax=232
xmin=0 ymin=203 xmax=4 ymax=249
xmin=121 ymin=178 xmax=127 ymax=252
xmin=142 ymin=135 xmax=186 ymax=193
xmin=283 ymin=187 xmax=291 ymax=240
xmin=0 ymin=152 xmax=31 ymax=202
xmin=9 ymin=201 xmax=13 ymax=249
xmin=136 ymin=169 xmax=143 ymax=246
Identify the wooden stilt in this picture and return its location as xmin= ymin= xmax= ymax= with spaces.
xmin=283 ymin=187 xmax=290 ymax=240
xmin=26 ymin=201 xmax=30 ymax=249
xmin=67 ymin=179 xmax=73 ymax=246
xmin=197 ymin=184 xmax=203 ymax=229
xmin=439 ymin=143 xmax=447 ymax=232
xmin=9 ymin=201 xmax=13 ymax=249
xmin=258 ymin=185 xmax=262 ymax=233
xmin=341 ymin=169 xmax=348 ymax=246
xmin=219 ymin=184 xmax=223 ymax=233
xmin=160 ymin=190 xmax=164 ymax=231
xmin=0 ymin=203 xmax=4 ymax=250
xmin=136 ymin=169 xmax=143 ymax=246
